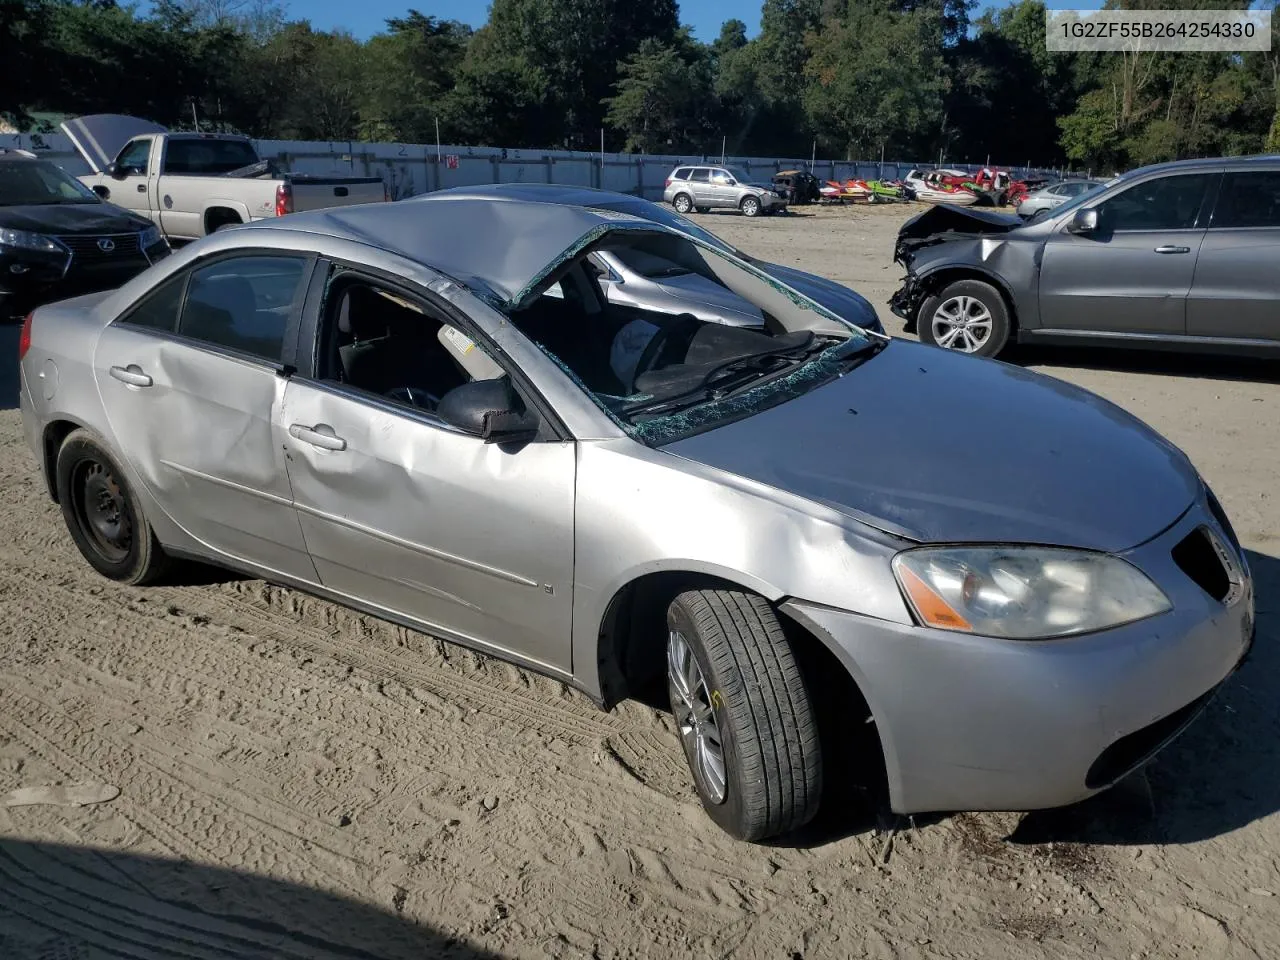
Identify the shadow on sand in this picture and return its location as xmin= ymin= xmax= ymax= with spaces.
xmin=0 ymin=838 xmax=502 ymax=959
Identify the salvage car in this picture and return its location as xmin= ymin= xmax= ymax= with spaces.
xmin=663 ymin=165 xmax=788 ymax=217
xmin=20 ymin=195 xmax=1254 ymax=842
xmin=772 ymin=170 xmax=821 ymax=204
xmin=1 ymin=153 xmax=169 ymax=319
xmin=62 ymin=115 xmax=387 ymax=243
xmin=892 ymin=156 xmax=1280 ymax=357
xmin=430 ymin=182 xmax=883 ymax=334
xmin=1015 ymin=179 xmax=1105 ymax=219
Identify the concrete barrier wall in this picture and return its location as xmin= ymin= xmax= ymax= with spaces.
xmin=2 ymin=130 xmax=1075 ymax=200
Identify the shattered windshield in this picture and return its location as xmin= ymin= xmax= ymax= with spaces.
xmin=511 ymin=229 xmax=882 ymax=445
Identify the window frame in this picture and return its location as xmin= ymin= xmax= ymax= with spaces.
xmin=1207 ymin=168 xmax=1280 ymax=230
xmin=292 ymin=258 xmax=571 ymax=443
xmin=1092 ymin=171 xmax=1219 ymax=234
xmin=112 ymin=248 xmax=317 ymax=372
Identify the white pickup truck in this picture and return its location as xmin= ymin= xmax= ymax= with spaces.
xmin=61 ymin=115 xmax=387 ymax=243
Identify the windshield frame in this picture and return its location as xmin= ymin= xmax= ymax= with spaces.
xmin=0 ymin=159 xmax=101 ymax=206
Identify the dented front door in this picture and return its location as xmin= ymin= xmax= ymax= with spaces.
xmin=279 ymin=381 xmax=577 ymax=675
xmin=93 ymin=325 xmax=316 ymax=580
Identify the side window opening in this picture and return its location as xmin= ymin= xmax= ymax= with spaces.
xmin=690 ymin=169 xmax=710 ymax=183
xmin=1212 ymin=171 xmax=1280 ymax=228
xmin=116 ymin=139 xmax=151 ymax=176
xmin=319 ymin=275 xmax=503 ymax=415
xmin=179 ymin=255 xmax=307 ymax=362
xmin=1098 ymin=174 xmax=1212 ymax=232
xmin=118 ymin=272 xmax=186 ymax=332
xmin=672 ymin=168 xmax=691 ymax=181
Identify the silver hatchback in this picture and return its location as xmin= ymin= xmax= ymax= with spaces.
xmin=663 ymin=165 xmax=787 ymax=217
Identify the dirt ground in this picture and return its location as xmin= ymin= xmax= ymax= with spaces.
xmin=0 ymin=203 xmax=1277 ymax=960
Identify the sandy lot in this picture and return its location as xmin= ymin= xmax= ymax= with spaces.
xmin=0 ymin=203 xmax=1277 ymax=960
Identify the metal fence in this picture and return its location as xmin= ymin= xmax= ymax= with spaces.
xmin=3 ymin=129 xmax=1078 ymax=201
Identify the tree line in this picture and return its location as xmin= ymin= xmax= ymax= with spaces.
xmin=3 ymin=0 xmax=1279 ymax=171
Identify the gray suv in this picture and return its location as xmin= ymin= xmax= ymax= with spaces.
xmin=891 ymin=156 xmax=1280 ymax=358
xmin=664 ymin=165 xmax=787 ymax=217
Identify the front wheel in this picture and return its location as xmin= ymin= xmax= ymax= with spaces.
xmin=56 ymin=429 xmax=169 ymax=584
xmin=666 ymin=590 xmax=822 ymax=841
xmin=918 ymin=278 xmax=1011 ymax=357
xmin=740 ymin=196 xmax=761 ymax=217
xmin=672 ymin=193 xmax=693 ymax=214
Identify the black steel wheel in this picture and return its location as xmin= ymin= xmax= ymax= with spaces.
xmin=56 ymin=429 xmax=169 ymax=584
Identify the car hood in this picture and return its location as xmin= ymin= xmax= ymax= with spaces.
xmin=664 ymin=340 xmax=1198 ymax=552
xmin=752 ymin=260 xmax=883 ymax=333
xmin=61 ymin=115 xmax=167 ymax=173
xmin=0 ymin=202 xmax=149 ymax=235
xmin=894 ymin=205 xmax=1025 ymax=262
xmin=655 ymin=273 xmax=764 ymax=324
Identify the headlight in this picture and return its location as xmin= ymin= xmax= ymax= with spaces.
xmin=0 ymin=228 xmax=65 ymax=255
xmin=892 ymin=546 xmax=1171 ymax=640
xmin=139 ymin=225 xmax=162 ymax=247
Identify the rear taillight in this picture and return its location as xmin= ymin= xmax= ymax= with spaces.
xmin=664 ymin=178 xmax=672 ymax=187
xmin=274 ymin=182 xmax=293 ymax=218
xmin=18 ymin=313 xmax=32 ymax=361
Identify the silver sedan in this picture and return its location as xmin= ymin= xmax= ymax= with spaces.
xmin=1015 ymin=178 xmax=1105 ymax=218
xmin=19 ymin=192 xmax=1254 ymax=841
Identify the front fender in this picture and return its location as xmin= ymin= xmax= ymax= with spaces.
xmin=569 ymin=439 xmax=913 ymax=702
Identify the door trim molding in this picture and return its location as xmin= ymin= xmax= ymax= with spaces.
xmin=294 ymin=500 xmax=540 ymax=588
xmin=159 ymin=459 xmax=294 ymax=507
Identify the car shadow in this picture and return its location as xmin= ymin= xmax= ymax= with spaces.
xmin=0 ymin=324 xmax=22 ymax=411
xmin=1007 ymin=548 xmax=1279 ymax=848
xmin=0 ymin=838 xmax=502 ymax=959
xmin=1010 ymin=342 xmax=1280 ymax=385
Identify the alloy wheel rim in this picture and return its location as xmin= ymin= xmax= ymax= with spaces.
xmin=931 ymin=295 xmax=993 ymax=352
xmin=675 ymin=196 xmax=691 ymax=213
xmin=77 ymin=459 xmax=132 ymax=562
xmin=743 ymin=198 xmax=758 ymax=216
xmin=667 ymin=629 xmax=727 ymax=804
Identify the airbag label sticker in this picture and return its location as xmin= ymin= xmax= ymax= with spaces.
xmin=442 ymin=325 xmax=476 ymax=355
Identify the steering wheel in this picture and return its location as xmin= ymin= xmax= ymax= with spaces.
xmin=385 ymin=386 xmax=441 ymax=410
xmin=630 ymin=313 xmax=700 ymax=392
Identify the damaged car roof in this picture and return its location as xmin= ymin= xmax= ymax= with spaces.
xmin=244 ymin=196 xmax=660 ymax=307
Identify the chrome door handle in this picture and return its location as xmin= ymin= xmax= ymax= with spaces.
xmin=109 ymin=364 xmax=152 ymax=387
xmin=289 ymin=423 xmax=347 ymax=451
xmin=1154 ymin=245 xmax=1190 ymax=254
xmin=136 ymin=184 xmax=146 ymax=193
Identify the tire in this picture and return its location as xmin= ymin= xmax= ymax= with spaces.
xmin=918 ymin=278 xmax=1011 ymax=358
xmin=695 ymin=206 xmax=710 ymax=214
xmin=56 ymin=429 xmax=169 ymax=585
xmin=672 ymin=193 xmax=693 ymax=214
xmin=740 ymin=195 xmax=761 ymax=218
xmin=666 ymin=589 xmax=822 ymax=841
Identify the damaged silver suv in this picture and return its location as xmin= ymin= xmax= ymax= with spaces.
xmin=891 ymin=156 xmax=1280 ymax=358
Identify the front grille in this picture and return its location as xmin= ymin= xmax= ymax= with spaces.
xmin=57 ymin=234 xmax=142 ymax=261
xmin=1172 ymin=527 xmax=1232 ymax=602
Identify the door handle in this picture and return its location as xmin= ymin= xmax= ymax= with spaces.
xmin=136 ymin=183 xmax=146 ymax=193
xmin=289 ymin=423 xmax=347 ymax=451
xmin=109 ymin=364 xmax=152 ymax=388
xmin=1154 ymin=245 xmax=1190 ymax=254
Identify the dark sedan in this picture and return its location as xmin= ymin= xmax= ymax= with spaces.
xmin=0 ymin=155 xmax=169 ymax=319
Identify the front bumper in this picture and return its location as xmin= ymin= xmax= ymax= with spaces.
xmin=783 ymin=501 xmax=1255 ymax=815
xmin=888 ymin=271 xmax=922 ymax=327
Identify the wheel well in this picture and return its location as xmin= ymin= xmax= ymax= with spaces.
xmin=41 ymin=419 xmax=80 ymax=502
xmin=595 ymin=571 xmax=889 ymax=810
xmin=204 ymin=207 xmax=243 ymax=234
xmin=909 ymin=268 xmax=1018 ymax=335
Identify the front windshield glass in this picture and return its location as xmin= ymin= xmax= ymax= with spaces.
xmin=725 ymin=168 xmax=753 ymax=184
xmin=0 ymin=160 xmax=100 ymax=206
xmin=513 ymin=230 xmax=880 ymax=445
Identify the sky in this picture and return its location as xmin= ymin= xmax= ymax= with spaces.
xmin=213 ymin=0 xmax=1109 ymax=43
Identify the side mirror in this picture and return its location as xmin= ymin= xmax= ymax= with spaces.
xmin=1068 ymin=208 xmax=1099 ymax=234
xmin=436 ymin=377 xmax=541 ymax=445
xmin=106 ymin=162 xmax=129 ymax=180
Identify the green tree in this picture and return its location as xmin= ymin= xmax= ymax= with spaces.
xmin=604 ymin=31 xmax=716 ymax=153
